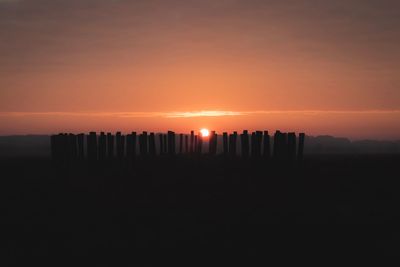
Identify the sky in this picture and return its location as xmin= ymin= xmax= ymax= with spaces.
xmin=0 ymin=0 xmax=399 ymax=139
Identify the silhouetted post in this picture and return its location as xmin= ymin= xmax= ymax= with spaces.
xmin=159 ymin=134 xmax=164 ymax=155
xmin=263 ymin=131 xmax=271 ymax=159
xmin=139 ymin=131 xmax=148 ymax=156
xmin=167 ymin=131 xmax=176 ymax=155
xmin=223 ymin=132 xmax=228 ymax=156
xmin=107 ymin=133 xmax=114 ymax=159
xmin=98 ymin=132 xmax=106 ymax=160
xmin=213 ymin=132 xmax=218 ymax=155
xmin=149 ymin=133 xmax=156 ymax=156
xmin=273 ymin=131 xmax=280 ymax=159
xmin=229 ymin=132 xmax=237 ymax=157
xmin=67 ymin=134 xmax=77 ymax=161
xmin=77 ymin=134 xmax=84 ymax=159
xmin=126 ymin=133 xmax=132 ymax=158
xmin=87 ymin=132 xmax=97 ymax=162
xmin=209 ymin=131 xmax=217 ymax=155
xmin=282 ymin=132 xmax=288 ymax=160
xmin=199 ymin=135 xmax=203 ymax=154
xmin=287 ymin=132 xmax=297 ymax=161
xmin=298 ymin=133 xmax=305 ymax=161
xmin=263 ymin=131 xmax=270 ymax=159
xmin=190 ymin=131 xmax=194 ymax=154
xmin=255 ymin=131 xmax=263 ymax=157
xmin=116 ymin=132 xmax=125 ymax=160
xmin=132 ymin=132 xmax=137 ymax=158
xmin=250 ymin=132 xmax=255 ymax=157
xmin=194 ymin=135 xmax=198 ymax=154
xmin=179 ymin=133 xmax=183 ymax=154
xmin=163 ymin=134 xmax=167 ymax=154
xmin=126 ymin=132 xmax=136 ymax=159
xmin=61 ymin=133 xmax=68 ymax=162
xmin=241 ymin=130 xmax=249 ymax=158
xmin=184 ymin=135 xmax=189 ymax=154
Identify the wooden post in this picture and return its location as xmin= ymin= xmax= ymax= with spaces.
xmin=159 ymin=134 xmax=164 ymax=155
xmin=87 ymin=132 xmax=97 ymax=161
xmin=229 ymin=132 xmax=237 ymax=157
xmin=255 ymin=131 xmax=263 ymax=157
xmin=273 ymin=131 xmax=280 ymax=159
xmin=139 ymin=131 xmax=148 ymax=156
xmin=149 ymin=133 xmax=156 ymax=156
xmin=194 ymin=135 xmax=198 ymax=154
xmin=126 ymin=132 xmax=136 ymax=159
xmin=195 ymin=134 xmax=202 ymax=155
xmin=263 ymin=131 xmax=270 ymax=159
xmin=67 ymin=134 xmax=77 ymax=161
xmin=208 ymin=131 xmax=217 ymax=155
xmin=223 ymin=132 xmax=228 ymax=156
xmin=282 ymin=132 xmax=288 ymax=160
xmin=287 ymin=132 xmax=297 ymax=161
xmin=190 ymin=130 xmax=194 ymax=154
xmin=179 ymin=133 xmax=183 ymax=154
xmin=163 ymin=134 xmax=167 ymax=154
xmin=62 ymin=134 xmax=68 ymax=162
xmin=116 ymin=132 xmax=125 ymax=159
xmin=298 ymin=133 xmax=305 ymax=161
xmin=132 ymin=132 xmax=137 ymax=158
xmin=77 ymin=133 xmax=84 ymax=159
xmin=107 ymin=133 xmax=114 ymax=158
xmin=98 ymin=132 xmax=106 ymax=160
xmin=184 ymin=135 xmax=189 ymax=154
xmin=241 ymin=130 xmax=249 ymax=158
xmin=167 ymin=131 xmax=175 ymax=155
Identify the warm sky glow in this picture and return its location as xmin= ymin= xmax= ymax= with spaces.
xmin=0 ymin=0 xmax=399 ymax=139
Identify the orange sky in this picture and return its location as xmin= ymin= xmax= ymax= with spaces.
xmin=0 ymin=0 xmax=399 ymax=139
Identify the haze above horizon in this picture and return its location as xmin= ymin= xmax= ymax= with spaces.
xmin=1 ymin=0 xmax=399 ymax=139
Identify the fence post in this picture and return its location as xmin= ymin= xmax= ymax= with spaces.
xmin=87 ymin=132 xmax=97 ymax=162
xmin=241 ymin=130 xmax=249 ymax=158
xmin=298 ymin=133 xmax=305 ymax=161
xmin=77 ymin=133 xmax=84 ymax=159
xmin=185 ymin=134 xmax=189 ymax=155
xmin=167 ymin=131 xmax=175 ymax=155
xmin=190 ymin=131 xmax=194 ymax=154
xmin=287 ymin=132 xmax=297 ymax=161
xmin=107 ymin=133 xmax=114 ymax=159
xmin=229 ymin=132 xmax=237 ymax=157
xmin=263 ymin=131 xmax=270 ymax=159
xmin=116 ymin=132 xmax=125 ymax=160
xmin=149 ymin=133 xmax=156 ymax=156
xmin=223 ymin=132 xmax=228 ymax=156
xmin=98 ymin=132 xmax=106 ymax=160
xmin=179 ymin=133 xmax=183 ymax=154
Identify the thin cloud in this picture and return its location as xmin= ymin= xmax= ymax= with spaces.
xmin=1 ymin=110 xmax=400 ymax=119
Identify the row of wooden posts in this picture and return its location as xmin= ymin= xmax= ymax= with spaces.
xmin=51 ymin=130 xmax=305 ymax=162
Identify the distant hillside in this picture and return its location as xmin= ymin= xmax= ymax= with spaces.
xmin=0 ymin=135 xmax=50 ymax=157
xmin=305 ymin=135 xmax=400 ymax=154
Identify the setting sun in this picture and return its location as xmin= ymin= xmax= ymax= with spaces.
xmin=200 ymin=128 xmax=210 ymax=138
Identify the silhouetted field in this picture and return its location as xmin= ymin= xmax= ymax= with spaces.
xmin=2 ymin=155 xmax=400 ymax=264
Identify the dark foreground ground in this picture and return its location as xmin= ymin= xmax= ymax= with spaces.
xmin=2 ymin=155 xmax=400 ymax=265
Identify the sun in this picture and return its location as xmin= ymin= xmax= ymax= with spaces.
xmin=200 ymin=128 xmax=210 ymax=138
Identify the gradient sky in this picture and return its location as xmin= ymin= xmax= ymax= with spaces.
xmin=0 ymin=0 xmax=399 ymax=139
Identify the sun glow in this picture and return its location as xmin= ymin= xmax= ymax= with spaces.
xmin=200 ymin=128 xmax=210 ymax=138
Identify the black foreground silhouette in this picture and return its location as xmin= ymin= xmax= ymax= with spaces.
xmin=2 ymin=131 xmax=400 ymax=264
